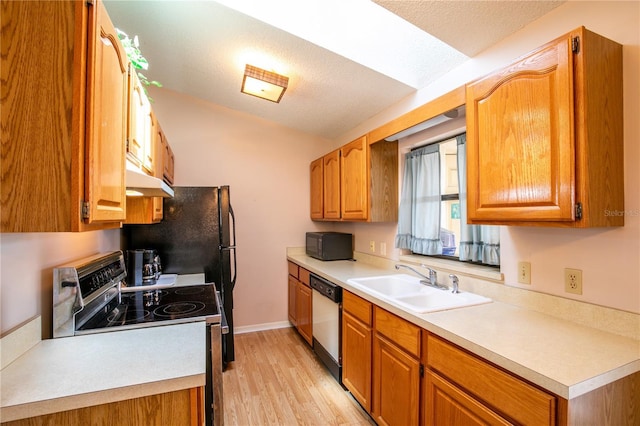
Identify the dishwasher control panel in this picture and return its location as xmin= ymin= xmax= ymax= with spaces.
xmin=310 ymin=274 xmax=342 ymax=303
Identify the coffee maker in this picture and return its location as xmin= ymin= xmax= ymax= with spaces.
xmin=125 ymin=249 xmax=161 ymax=286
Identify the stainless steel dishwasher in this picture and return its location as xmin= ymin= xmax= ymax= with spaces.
xmin=310 ymin=273 xmax=342 ymax=383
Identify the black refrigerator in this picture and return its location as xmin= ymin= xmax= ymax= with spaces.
xmin=122 ymin=186 xmax=237 ymax=365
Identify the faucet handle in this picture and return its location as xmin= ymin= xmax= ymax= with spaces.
xmin=449 ymin=274 xmax=459 ymax=293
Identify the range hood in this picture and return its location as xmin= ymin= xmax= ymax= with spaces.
xmin=125 ymin=161 xmax=174 ymax=198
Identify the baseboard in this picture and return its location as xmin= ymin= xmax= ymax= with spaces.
xmin=234 ymin=321 xmax=291 ymax=335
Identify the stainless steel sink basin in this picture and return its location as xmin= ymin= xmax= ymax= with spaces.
xmin=347 ymin=273 xmax=491 ymax=313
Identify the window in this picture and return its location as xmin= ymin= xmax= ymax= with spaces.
xmin=395 ymin=133 xmax=500 ymax=266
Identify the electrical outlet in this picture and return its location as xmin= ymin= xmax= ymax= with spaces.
xmin=380 ymin=242 xmax=386 ymax=256
xmin=369 ymin=240 xmax=375 ymax=253
xmin=565 ymin=268 xmax=583 ymax=295
xmin=517 ymin=261 xmax=531 ymax=285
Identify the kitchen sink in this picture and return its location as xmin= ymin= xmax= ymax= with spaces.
xmin=393 ymin=291 xmax=491 ymax=313
xmin=347 ymin=274 xmax=491 ymax=313
xmin=347 ymin=274 xmax=432 ymax=298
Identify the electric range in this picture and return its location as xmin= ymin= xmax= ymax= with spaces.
xmin=52 ymin=250 xmax=226 ymax=425
xmin=53 ymin=251 xmax=222 ymax=337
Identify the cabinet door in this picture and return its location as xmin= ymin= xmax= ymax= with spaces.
xmin=342 ymin=311 xmax=372 ymax=412
xmin=162 ymin=131 xmax=175 ymax=185
xmin=124 ymin=115 xmax=163 ymax=224
xmin=296 ymin=282 xmax=313 ymax=345
xmin=150 ymin=114 xmax=163 ymax=221
xmin=373 ymin=334 xmax=420 ymax=426
xmin=127 ymin=69 xmax=147 ymax=168
xmin=466 ymin=36 xmax=575 ymax=223
xmin=323 ymin=149 xmax=341 ymax=219
xmin=288 ymin=275 xmax=298 ymax=326
xmin=84 ymin=0 xmax=128 ymax=224
xmin=425 ymin=371 xmax=512 ymax=426
xmin=142 ymin=101 xmax=155 ymax=175
xmin=341 ymin=136 xmax=368 ymax=220
xmin=310 ymin=157 xmax=324 ymax=219
xmin=427 ymin=334 xmax=556 ymax=426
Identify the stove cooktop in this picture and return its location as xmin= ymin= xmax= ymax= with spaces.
xmin=78 ymin=284 xmax=220 ymax=333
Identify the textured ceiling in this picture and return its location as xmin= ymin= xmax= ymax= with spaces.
xmin=105 ymin=0 xmax=565 ymax=140
xmin=373 ymin=1 xmax=565 ymax=57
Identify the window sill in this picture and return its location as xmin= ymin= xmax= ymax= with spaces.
xmin=398 ymin=253 xmax=504 ymax=283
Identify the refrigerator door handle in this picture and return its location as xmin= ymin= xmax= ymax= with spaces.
xmin=219 ymin=245 xmax=236 ymax=290
xmin=228 ymin=204 xmax=237 ymax=290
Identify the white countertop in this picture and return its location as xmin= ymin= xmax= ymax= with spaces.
xmin=288 ymin=253 xmax=640 ymax=400
xmin=0 ymin=322 xmax=206 ymax=423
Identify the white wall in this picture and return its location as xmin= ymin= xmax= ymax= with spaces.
xmin=335 ymin=1 xmax=640 ymax=314
xmin=149 ymin=90 xmax=334 ymax=328
xmin=0 ymin=230 xmax=120 ymax=336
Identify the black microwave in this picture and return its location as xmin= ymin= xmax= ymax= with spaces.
xmin=306 ymin=232 xmax=353 ymax=261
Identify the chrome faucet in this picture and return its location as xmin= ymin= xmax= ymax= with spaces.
xmin=449 ymin=274 xmax=459 ymax=294
xmin=394 ymin=264 xmax=448 ymax=291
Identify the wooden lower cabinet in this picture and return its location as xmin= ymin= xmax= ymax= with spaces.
xmin=296 ymin=282 xmax=313 ymax=345
xmin=337 ymin=291 xmax=640 ymax=426
xmin=342 ymin=310 xmax=372 ymax=411
xmin=288 ymin=275 xmax=298 ymax=326
xmin=373 ymin=334 xmax=421 ymax=426
xmin=287 ymin=261 xmax=312 ymax=346
xmin=424 ymin=333 xmax=556 ymax=426
xmin=2 ymin=387 xmax=204 ymax=426
xmin=373 ymin=307 xmax=421 ymax=426
xmin=425 ymin=371 xmax=511 ymax=426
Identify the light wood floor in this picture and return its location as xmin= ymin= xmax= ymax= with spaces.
xmin=223 ymin=327 xmax=375 ymax=426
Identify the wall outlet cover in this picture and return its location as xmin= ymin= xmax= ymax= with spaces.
xmin=565 ymin=268 xmax=583 ymax=295
xmin=517 ymin=261 xmax=531 ymax=285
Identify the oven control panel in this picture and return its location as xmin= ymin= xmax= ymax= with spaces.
xmin=78 ymin=259 xmax=126 ymax=299
xmin=53 ymin=251 xmax=126 ymax=338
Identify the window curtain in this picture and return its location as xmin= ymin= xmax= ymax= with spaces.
xmin=395 ymin=144 xmax=442 ymax=255
xmin=456 ymin=134 xmax=501 ymax=265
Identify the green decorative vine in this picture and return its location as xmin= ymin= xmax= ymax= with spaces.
xmin=116 ymin=29 xmax=162 ymax=98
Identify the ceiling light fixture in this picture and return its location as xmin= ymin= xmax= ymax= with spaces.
xmin=241 ymin=64 xmax=289 ymax=103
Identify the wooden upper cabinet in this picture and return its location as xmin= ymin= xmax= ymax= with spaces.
xmin=310 ymin=157 xmax=324 ymax=219
xmin=323 ymin=149 xmax=341 ymax=219
xmin=161 ymin=129 xmax=175 ymax=185
xmin=84 ymin=0 xmax=128 ymax=225
xmin=126 ymin=67 xmax=154 ymax=176
xmin=341 ymin=136 xmax=369 ymax=220
xmin=311 ymin=136 xmax=398 ymax=222
xmin=125 ymin=110 xmax=164 ymax=225
xmin=1 ymin=0 xmax=127 ymax=232
xmin=466 ymin=26 xmax=623 ymax=227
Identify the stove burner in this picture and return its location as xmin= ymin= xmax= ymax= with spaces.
xmin=153 ymin=301 xmax=206 ymax=318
